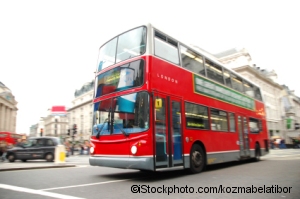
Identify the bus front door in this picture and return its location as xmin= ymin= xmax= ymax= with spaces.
xmin=237 ymin=115 xmax=250 ymax=157
xmin=153 ymin=93 xmax=183 ymax=169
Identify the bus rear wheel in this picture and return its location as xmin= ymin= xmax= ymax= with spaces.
xmin=189 ymin=144 xmax=205 ymax=174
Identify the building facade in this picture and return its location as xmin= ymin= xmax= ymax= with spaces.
xmin=231 ymin=65 xmax=284 ymax=139
xmin=281 ymin=85 xmax=300 ymax=142
xmin=214 ymin=48 xmax=287 ymax=141
xmin=0 ymin=81 xmax=18 ymax=133
xmin=29 ymin=123 xmax=38 ymax=137
xmin=43 ymin=106 xmax=68 ymax=139
xmin=67 ymin=80 xmax=94 ymax=142
xmin=28 ymin=79 xmax=94 ymax=143
xmin=214 ymin=48 xmax=252 ymax=69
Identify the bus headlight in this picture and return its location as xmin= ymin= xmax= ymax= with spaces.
xmin=131 ymin=145 xmax=137 ymax=155
xmin=90 ymin=147 xmax=94 ymax=154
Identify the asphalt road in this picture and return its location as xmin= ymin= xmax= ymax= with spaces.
xmin=1 ymin=149 xmax=300 ymax=199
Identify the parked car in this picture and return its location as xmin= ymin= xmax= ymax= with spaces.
xmin=6 ymin=137 xmax=62 ymax=162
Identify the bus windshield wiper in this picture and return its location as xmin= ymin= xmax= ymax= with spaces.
xmin=114 ymin=124 xmax=129 ymax=137
xmin=95 ymin=118 xmax=109 ymax=139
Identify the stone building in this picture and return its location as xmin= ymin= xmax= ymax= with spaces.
xmin=29 ymin=123 xmax=38 ymax=137
xmin=0 ymin=81 xmax=18 ymax=133
xmin=67 ymin=80 xmax=94 ymax=142
xmin=232 ymin=65 xmax=284 ymax=139
xmin=214 ymin=48 xmax=286 ymax=140
xmin=215 ymin=48 xmax=252 ymax=68
xmin=281 ymin=85 xmax=300 ymax=142
xmin=43 ymin=106 xmax=68 ymax=139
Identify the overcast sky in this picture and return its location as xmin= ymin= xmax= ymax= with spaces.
xmin=0 ymin=0 xmax=299 ymax=134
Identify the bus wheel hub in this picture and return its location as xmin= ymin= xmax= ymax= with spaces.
xmin=192 ymin=151 xmax=202 ymax=167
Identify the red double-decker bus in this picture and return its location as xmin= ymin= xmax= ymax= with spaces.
xmin=0 ymin=132 xmax=23 ymax=145
xmin=89 ymin=23 xmax=269 ymax=173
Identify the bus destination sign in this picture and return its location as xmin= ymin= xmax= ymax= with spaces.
xmin=193 ymin=74 xmax=255 ymax=110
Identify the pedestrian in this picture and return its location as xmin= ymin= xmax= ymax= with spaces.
xmin=0 ymin=141 xmax=7 ymax=161
xmin=270 ymin=139 xmax=274 ymax=149
xmin=280 ymin=139 xmax=287 ymax=149
xmin=80 ymin=144 xmax=84 ymax=155
xmin=65 ymin=140 xmax=71 ymax=156
xmin=85 ymin=141 xmax=90 ymax=155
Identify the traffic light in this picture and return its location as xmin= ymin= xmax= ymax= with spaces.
xmin=40 ymin=128 xmax=43 ymax=137
xmin=67 ymin=129 xmax=70 ymax=136
xmin=73 ymin=124 xmax=77 ymax=135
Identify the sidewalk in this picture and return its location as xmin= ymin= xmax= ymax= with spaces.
xmin=0 ymin=160 xmax=76 ymax=172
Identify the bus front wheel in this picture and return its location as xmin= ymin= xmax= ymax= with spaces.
xmin=189 ymin=144 xmax=205 ymax=174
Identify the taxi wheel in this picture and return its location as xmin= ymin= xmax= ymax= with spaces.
xmin=7 ymin=153 xmax=16 ymax=162
xmin=45 ymin=153 xmax=54 ymax=162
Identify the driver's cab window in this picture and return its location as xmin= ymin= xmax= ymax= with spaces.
xmin=36 ymin=139 xmax=44 ymax=146
xmin=45 ymin=139 xmax=54 ymax=146
xmin=28 ymin=139 xmax=37 ymax=147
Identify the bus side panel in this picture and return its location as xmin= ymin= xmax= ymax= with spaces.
xmin=148 ymin=56 xmax=269 ymax=163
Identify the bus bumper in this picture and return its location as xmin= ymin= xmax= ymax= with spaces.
xmin=89 ymin=156 xmax=154 ymax=171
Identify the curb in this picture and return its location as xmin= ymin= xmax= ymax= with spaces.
xmin=0 ymin=164 xmax=76 ymax=172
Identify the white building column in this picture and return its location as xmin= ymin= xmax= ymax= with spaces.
xmin=6 ymin=107 xmax=12 ymax=132
xmin=1 ymin=104 xmax=6 ymax=131
xmin=11 ymin=109 xmax=16 ymax=132
xmin=0 ymin=103 xmax=2 ymax=131
xmin=4 ymin=106 xmax=8 ymax=131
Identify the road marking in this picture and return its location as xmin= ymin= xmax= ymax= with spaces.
xmin=40 ymin=178 xmax=134 ymax=191
xmin=262 ymin=154 xmax=300 ymax=159
xmin=0 ymin=184 xmax=85 ymax=199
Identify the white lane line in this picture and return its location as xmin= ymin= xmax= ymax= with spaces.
xmin=40 ymin=178 xmax=134 ymax=191
xmin=263 ymin=154 xmax=300 ymax=158
xmin=0 ymin=184 xmax=85 ymax=199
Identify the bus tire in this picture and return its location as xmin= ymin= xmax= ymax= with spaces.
xmin=254 ymin=143 xmax=261 ymax=162
xmin=189 ymin=144 xmax=205 ymax=174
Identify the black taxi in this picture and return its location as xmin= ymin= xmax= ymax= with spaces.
xmin=6 ymin=137 xmax=61 ymax=162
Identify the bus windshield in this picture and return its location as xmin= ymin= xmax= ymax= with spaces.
xmin=97 ymin=26 xmax=147 ymax=72
xmin=92 ymin=91 xmax=149 ymax=136
xmin=94 ymin=59 xmax=144 ymax=98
